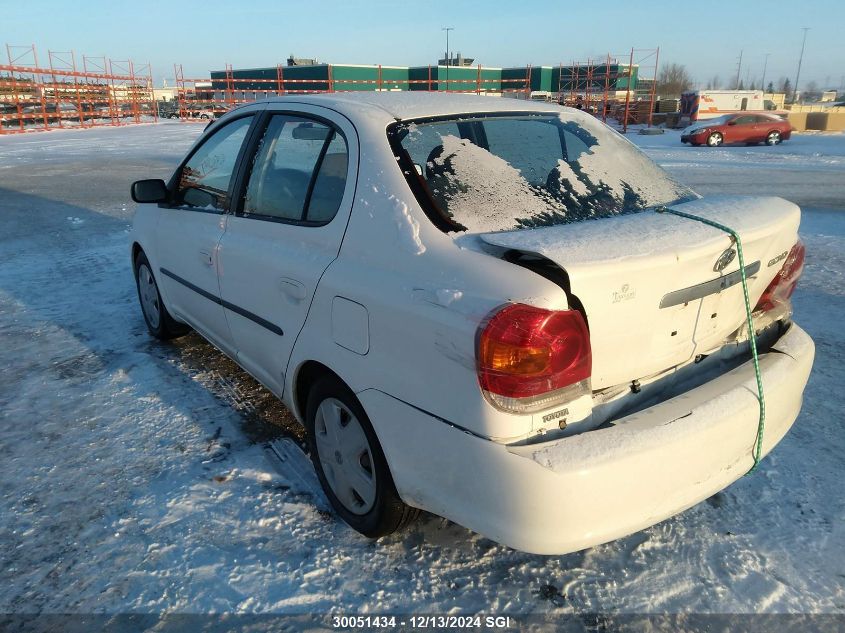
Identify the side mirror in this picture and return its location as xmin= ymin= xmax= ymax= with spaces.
xmin=131 ymin=179 xmax=168 ymax=203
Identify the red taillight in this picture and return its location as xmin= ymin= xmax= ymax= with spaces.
xmin=477 ymin=304 xmax=592 ymax=411
xmin=754 ymin=240 xmax=805 ymax=313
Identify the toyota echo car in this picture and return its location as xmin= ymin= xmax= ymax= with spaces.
xmin=130 ymin=94 xmax=813 ymax=554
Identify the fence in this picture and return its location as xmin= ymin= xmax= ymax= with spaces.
xmin=0 ymin=44 xmax=156 ymax=135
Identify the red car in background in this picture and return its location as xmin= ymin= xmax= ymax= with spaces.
xmin=681 ymin=113 xmax=793 ymax=147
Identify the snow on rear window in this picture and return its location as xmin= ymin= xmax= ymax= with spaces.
xmin=394 ymin=111 xmax=696 ymax=233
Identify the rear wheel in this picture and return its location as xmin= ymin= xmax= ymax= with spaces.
xmin=306 ymin=375 xmax=419 ymax=538
xmin=766 ymin=130 xmax=781 ymax=145
xmin=134 ymin=251 xmax=189 ymax=340
xmin=707 ymin=132 xmax=723 ymax=147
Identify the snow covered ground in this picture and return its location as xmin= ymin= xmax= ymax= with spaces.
xmin=1 ymin=122 xmax=844 ymax=621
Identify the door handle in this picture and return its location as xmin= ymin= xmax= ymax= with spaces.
xmin=199 ymin=250 xmax=213 ymax=266
xmin=279 ymin=277 xmax=307 ymax=301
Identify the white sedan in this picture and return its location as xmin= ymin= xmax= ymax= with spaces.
xmin=130 ymin=93 xmax=814 ymax=554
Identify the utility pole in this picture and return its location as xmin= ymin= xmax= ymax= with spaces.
xmin=442 ymin=27 xmax=454 ymax=91
xmin=761 ymin=53 xmax=770 ymax=93
xmin=793 ymin=27 xmax=809 ymax=103
xmin=735 ymin=50 xmax=743 ymax=89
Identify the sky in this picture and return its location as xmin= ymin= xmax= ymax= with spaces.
xmin=2 ymin=0 xmax=844 ymax=91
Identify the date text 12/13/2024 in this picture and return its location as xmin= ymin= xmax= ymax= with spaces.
xmin=331 ymin=615 xmax=514 ymax=629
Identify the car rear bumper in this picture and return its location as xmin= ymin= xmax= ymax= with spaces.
xmin=360 ymin=323 xmax=814 ymax=554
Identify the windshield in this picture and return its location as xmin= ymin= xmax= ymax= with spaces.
xmin=691 ymin=115 xmax=732 ymax=127
xmin=390 ymin=110 xmax=696 ymax=233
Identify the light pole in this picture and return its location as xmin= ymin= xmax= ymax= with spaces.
xmin=442 ymin=27 xmax=454 ymax=91
xmin=793 ymin=27 xmax=809 ymax=103
xmin=761 ymin=53 xmax=770 ymax=93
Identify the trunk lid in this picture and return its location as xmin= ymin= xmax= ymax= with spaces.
xmin=477 ymin=195 xmax=800 ymax=389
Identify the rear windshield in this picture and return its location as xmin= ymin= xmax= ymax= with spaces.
xmin=390 ymin=110 xmax=696 ymax=233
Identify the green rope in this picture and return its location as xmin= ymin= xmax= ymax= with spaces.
xmin=656 ymin=206 xmax=765 ymax=474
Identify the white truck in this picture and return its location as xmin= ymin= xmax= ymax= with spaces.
xmin=680 ymin=90 xmax=776 ymax=125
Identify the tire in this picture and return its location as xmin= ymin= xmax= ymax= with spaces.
xmin=306 ymin=375 xmax=419 ymax=538
xmin=706 ymin=132 xmax=723 ymax=147
xmin=133 ymin=251 xmax=189 ymax=340
xmin=766 ymin=130 xmax=781 ymax=146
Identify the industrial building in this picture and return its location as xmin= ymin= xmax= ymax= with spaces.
xmin=207 ymin=61 xmax=639 ymax=99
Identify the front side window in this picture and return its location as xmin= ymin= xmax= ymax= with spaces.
xmin=177 ymin=115 xmax=253 ymax=211
xmin=392 ymin=111 xmax=696 ymax=234
xmin=242 ymin=115 xmax=348 ymax=223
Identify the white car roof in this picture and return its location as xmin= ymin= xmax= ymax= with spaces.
xmin=256 ymin=92 xmax=571 ymax=122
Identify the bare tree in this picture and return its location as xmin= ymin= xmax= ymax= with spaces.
xmin=706 ymin=75 xmax=721 ymax=90
xmin=656 ymin=63 xmax=693 ymax=97
xmin=803 ymin=80 xmax=820 ymax=101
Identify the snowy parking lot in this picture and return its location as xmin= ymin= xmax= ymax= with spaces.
xmin=1 ymin=121 xmax=844 ymax=619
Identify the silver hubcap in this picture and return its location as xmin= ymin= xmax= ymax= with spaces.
xmin=138 ymin=264 xmax=161 ymax=329
xmin=708 ymin=133 xmax=722 ymax=146
xmin=314 ymin=398 xmax=376 ymax=515
xmin=768 ymin=132 xmax=779 ymax=144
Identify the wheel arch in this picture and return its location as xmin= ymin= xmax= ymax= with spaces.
xmin=293 ymin=360 xmax=348 ymax=424
xmin=131 ymin=241 xmax=144 ymax=267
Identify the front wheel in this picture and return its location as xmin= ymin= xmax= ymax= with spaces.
xmin=134 ymin=251 xmax=189 ymax=340
xmin=306 ymin=375 xmax=419 ymax=538
xmin=707 ymin=132 xmax=723 ymax=147
xmin=766 ymin=130 xmax=781 ymax=145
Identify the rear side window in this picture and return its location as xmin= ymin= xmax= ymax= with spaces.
xmin=307 ymin=133 xmax=348 ymax=223
xmin=242 ymin=115 xmax=348 ymax=224
xmin=177 ymin=116 xmax=253 ymax=211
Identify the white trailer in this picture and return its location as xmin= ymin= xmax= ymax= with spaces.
xmin=680 ymin=90 xmax=770 ymax=124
